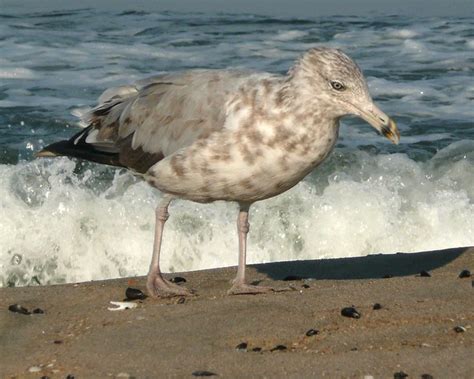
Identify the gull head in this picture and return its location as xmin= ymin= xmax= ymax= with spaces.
xmin=292 ymin=47 xmax=400 ymax=144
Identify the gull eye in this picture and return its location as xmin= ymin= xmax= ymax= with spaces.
xmin=331 ymin=81 xmax=345 ymax=91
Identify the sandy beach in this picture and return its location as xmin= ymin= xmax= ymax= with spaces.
xmin=1 ymin=246 xmax=473 ymax=378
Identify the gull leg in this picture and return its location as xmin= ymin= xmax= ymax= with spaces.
xmin=228 ymin=203 xmax=274 ymax=295
xmin=146 ymin=196 xmax=193 ymax=298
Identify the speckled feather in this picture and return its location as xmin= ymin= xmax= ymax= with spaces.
xmin=73 ymin=48 xmax=374 ymax=203
xmin=34 ymin=46 xmax=399 ymax=297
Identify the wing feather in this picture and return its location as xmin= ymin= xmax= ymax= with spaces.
xmin=72 ymin=70 xmax=251 ymax=173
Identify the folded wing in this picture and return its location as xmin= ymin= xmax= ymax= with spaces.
xmin=38 ymin=70 xmax=245 ymax=173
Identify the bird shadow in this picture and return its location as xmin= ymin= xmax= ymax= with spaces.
xmin=252 ymin=246 xmax=469 ymax=281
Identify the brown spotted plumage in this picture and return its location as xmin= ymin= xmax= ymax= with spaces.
xmin=37 ymin=47 xmax=400 ymax=297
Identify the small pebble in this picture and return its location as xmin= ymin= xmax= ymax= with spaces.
xmin=40 ymin=376 xmax=50 ymax=379
xmin=419 ymin=270 xmax=431 ymax=277
xmin=341 ymin=307 xmax=361 ymax=319
xmin=283 ymin=275 xmax=304 ymax=281
xmin=454 ymin=325 xmax=466 ymax=333
xmin=177 ymin=297 xmax=186 ymax=304
xmin=350 ymin=347 xmax=358 ymax=351
xmin=373 ymin=303 xmax=382 ymax=310
xmin=53 ymin=340 xmax=63 ymax=344
xmin=8 ymin=304 xmax=30 ymax=315
xmin=171 ymin=276 xmax=186 ymax=283
xmin=459 ymin=269 xmax=471 ymax=278
xmin=125 ymin=287 xmax=147 ymax=301
xmin=252 ymin=347 xmax=262 ymax=352
xmin=28 ymin=366 xmax=41 ymax=373
xmin=192 ymin=371 xmax=217 ymax=377
xmin=32 ymin=308 xmax=44 ymax=314
xmin=66 ymin=375 xmax=75 ymax=379
xmin=421 ymin=374 xmax=434 ymax=379
xmin=302 ymin=284 xmax=310 ymax=289
xmin=270 ymin=344 xmax=287 ymax=352
xmin=394 ymin=371 xmax=408 ymax=379
xmin=382 ymin=274 xmax=393 ymax=279
xmin=305 ymin=329 xmax=319 ymax=337
xmin=235 ymin=342 xmax=247 ymax=351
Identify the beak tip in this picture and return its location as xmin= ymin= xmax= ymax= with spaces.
xmin=355 ymin=105 xmax=400 ymax=145
xmin=384 ymin=118 xmax=400 ymax=145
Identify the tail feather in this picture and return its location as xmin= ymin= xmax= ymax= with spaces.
xmin=36 ymin=127 xmax=124 ymax=168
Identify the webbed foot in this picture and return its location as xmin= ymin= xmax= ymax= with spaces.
xmin=146 ymin=276 xmax=194 ymax=298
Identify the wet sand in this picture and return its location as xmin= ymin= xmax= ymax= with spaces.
xmin=1 ymin=247 xmax=473 ymax=378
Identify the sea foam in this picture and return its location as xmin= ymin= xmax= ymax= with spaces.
xmin=2 ymin=142 xmax=474 ymax=287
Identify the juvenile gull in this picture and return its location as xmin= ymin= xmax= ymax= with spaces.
xmin=37 ymin=47 xmax=400 ymax=297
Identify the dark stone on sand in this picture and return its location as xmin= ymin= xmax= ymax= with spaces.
xmin=341 ymin=307 xmax=361 ymax=319
xmin=270 ymin=344 xmax=287 ymax=352
xmin=421 ymin=374 xmax=434 ymax=379
xmin=283 ymin=275 xmax=305 ymax=281
xmin=235 ymin=342 xmax=247 ymax=351
xmin=66 ymin=375 xmax=75 ymax=379
xmin=458 ymin=269 xmax=471 ymax=278
xmin=177 ymin=297 xmax=186 ymax=304
xmin=53 ymin=340 xmax=63 ymax=344
xmin=350 ymin=347 xmax=358 ymax=351
xmin=305 ymin=329 xmax=319 ymax=337
xmin=454 ymin=325 xmax=466 ymax=333
xmin=32 ymin=308 xmax=44 ymax=314
xmin=192 ymin=370 xmax=217 ymax=377
xmin=8 ymin=304 xmax=30 ymax=315
xmin=252 ymin=347 xmax=262 ymax=352
xmin=171 ymin=276 xmax=187 ymax=284
xmin=394 ymin=371 xmax=408 ymax=378
xmin=302 ymin=284 xmax=310 ymax=288
xmin=125 ymin=287 xmax=147 ymax=300
xmin=419 ymin=270 xmax=431 ymax=277
xmin=41 ymin=376 xmax=50 ymax=379
xmin=373 ymin=303 xmax=382 ymax=310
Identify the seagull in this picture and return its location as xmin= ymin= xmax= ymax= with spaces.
xmin=37 ymin=47 xmax=400 ymax=297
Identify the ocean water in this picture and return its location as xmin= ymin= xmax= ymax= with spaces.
xmin=1 ymin=9 xmax=474 ymax=287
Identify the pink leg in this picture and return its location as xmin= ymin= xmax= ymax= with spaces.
xmin=228 ymin=203 xmax=274 ymax=295
xmin=146 ymin=197 xmax=193 ymax=298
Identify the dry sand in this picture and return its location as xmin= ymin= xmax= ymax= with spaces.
xmin=1 ymin=247 xmax=473 ymax=378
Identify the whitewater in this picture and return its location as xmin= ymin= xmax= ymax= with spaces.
xmin=1 ymin=9 xmax=473 ymax=287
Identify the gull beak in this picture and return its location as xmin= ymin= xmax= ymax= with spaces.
xmin=353 ymin=103 xmax=400 ymax=145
